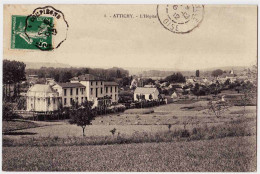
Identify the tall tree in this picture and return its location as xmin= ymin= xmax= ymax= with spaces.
xmin=196 ymin=70 xmax=200 ymax=77
xmin=3 ymin=60 xmax=26 ymax=100
xmin=69 ymin=101 xmax=96 ymax=136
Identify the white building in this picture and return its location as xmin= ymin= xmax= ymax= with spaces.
xmin=26 ymin=84 xmax=61 ymax=112
xmin=134 ymin=87 xmax=159 ymax=101
xmin=70 ymin=74 xmax=119 ymax=107
xmin=104 ymin=81 xmax=119 ymax=103
xmin=52 ymin=83 xmax=86 ymax=107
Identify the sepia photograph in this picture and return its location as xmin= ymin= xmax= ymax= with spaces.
xmin=2 ymin=3 xmax=257 ymax=172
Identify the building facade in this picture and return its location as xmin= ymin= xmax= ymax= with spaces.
xmin=134 ymin=87 xmax=159 ymax=101
xmin=52 ymin=83 xmax=86 ymax=107
xmin=104 ymin=81 xmax=119 ymax=103
xmin=26 ymin=84 xmax=61 ymax=112
xmin=26 ymin=74 xmax=119 ymax=110
xmin=70 ymin=74 xmax=119 ymax=107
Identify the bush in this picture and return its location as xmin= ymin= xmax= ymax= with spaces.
xmin=3 ymin=102 xmax=19 ymax=121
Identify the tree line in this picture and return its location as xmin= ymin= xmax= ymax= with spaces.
xmin=3 ymin=60 xmax=26 ymax=101
xmin=26 ymin=66 xmax=129 ymax=83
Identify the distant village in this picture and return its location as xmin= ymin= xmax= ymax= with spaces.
xmin=9 ymin=63 xmax=256 ymax=117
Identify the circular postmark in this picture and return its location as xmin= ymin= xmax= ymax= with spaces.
xmin=157 ymin=4 xmax=204 ymax=34
xmin=24 ymin=6 xmax=69 ymax=51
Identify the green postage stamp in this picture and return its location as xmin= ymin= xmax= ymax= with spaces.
xmin=11 ymin=15 xmax=53 ymax=50
xmin=11 ymin=6 xmax=69 ymax=51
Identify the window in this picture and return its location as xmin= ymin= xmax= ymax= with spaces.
xmin=101 ymin=88 xmax=103 ymax=94
xmin=76 ymin=97 xmax=78 ymax=102
xmin=96 ymin=88 xmax=98 ymax=97
xmin=101 ymin=82 xmax=103 ymax=85
xmin=53 ymin=98 xmax=55 ymax=104
xmin=70 ymin=98 xmax=73 ymax=105
xmin=91 ymin=88 xmax=93 ymax=95
xmin=110 ymin=87 xmax=112 ymax=93
xmin=85 ymin=97 xmax=87 ymax=101
xmin=106 ymin=87 xmax=108 ymax=93
xmin=96 ymin=81 xmax=98 ymax=85
xmin=64 ymin=98 xmax=67 ymax=105
xmin=64 ymin=89 xmax=67 ymax=96
xmin=81 ymin=88 xmax=84 ymax=95
xmin=115 ymin=94 xmax=117 ymax=100
xmin=81 ymin=97 xmax=83 ymax=103
xmin=115 ymin=86 xmax=117 ymax=92
xmin=76 ymin=88 xmax=78 ymax=95
xmin=70 ymin=88 xmax=73 ymax=95
xmin=91 ymin=82 xmax=93 ymax=86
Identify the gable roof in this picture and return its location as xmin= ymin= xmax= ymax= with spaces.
xmin=134 ymin=87 xmax=158 ymax=94
xmin=28 ymin=84 xmax=56 ymax=93
xmin=104 ymin=81 xmax=119 ymax=86
xmin=70 ymin=74 xmax=103 ymax=81
xmin=56 ymin=83 xmax=85 ymax=88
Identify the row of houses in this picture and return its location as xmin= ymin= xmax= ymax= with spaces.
xmin=27 ymin=74 xmax=119 ymax=112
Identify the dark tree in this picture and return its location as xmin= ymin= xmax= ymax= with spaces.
xmin=209 ymin=83 xmax=221 ymax=96
xmin=116 ymin=69 xmax=122 ymax=78
xmin=211 ymin=69 xmax=223 ymax=77
xmin=164 ymin=72 xmax=186 ymax=83
xmin=3 ymin=102 xmax=18 ymax=121
xmin=83 ymin=68 xmax=89 ymax=74
xmin=3 ymin=60 xmax=26 ymax=101
xmin=191 ymin=83 xmax=207 ymax=99
xmin=238 ymin=81 xmax=256 ymax=115
xmin=144 ymin=78 xmax=155 ymax=85
xmin=69 ymin=101 xmax=96 ymax=136
xmin=60 ymin=71 xmax=73 ymax=82
xmin=196 ymin=70 xmax=200 ymax=77
xmin=149 ymin=94 xmax=153 ymax=100
xmin=224 ymin=79 xmax=231 ymax=86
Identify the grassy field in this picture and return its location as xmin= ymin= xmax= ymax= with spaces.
xmin=3 ymin=102 xmax=256 ymax=138
xmin=3 ymin=119 xmax=256 ymax=147
xmin=2 ymin=100 xmax=257 ymax=172
xmin=2 ymin=136 xmax=256 ymax=172
xmin=3 ymin=120 xmax=40 ymax=133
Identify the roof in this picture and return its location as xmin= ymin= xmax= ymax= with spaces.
xmin=70 ymin=74 xmax=103 ymax=81
xmin=134 ymin=87 xmax=158 ymax=94
xmin=144 ymin=85 xmax=156 ymax=88
xmin=56 ymin=83 xmax=86 ymax=88
xmin=28 ymin=84 xmax=56 ymax=93
xmin=104 ymin=81 xmax=119 ymax=86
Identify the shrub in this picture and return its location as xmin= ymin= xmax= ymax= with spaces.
xmin=3 ymin=102 xmax=19 ymax=121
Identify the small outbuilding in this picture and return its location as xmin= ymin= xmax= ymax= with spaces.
xmin=134 ymin=87 xmax=159 ymax=101
xmin=171 ymin=91 xmax=181 ymax=101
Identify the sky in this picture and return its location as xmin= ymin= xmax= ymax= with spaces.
xmin=3 ymin=5 xmax=257 ymax=70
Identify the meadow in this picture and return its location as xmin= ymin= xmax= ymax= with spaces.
xmin=2 ymin=100 xmax=257 ymax=171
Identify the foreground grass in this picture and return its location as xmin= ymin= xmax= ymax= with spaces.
xmin=2 ymin=136 xmax=256 ymax=172
xmin=2 ymin=120 xmax=40 ymax=133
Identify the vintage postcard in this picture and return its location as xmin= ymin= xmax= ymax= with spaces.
xmin=2 ymin=4 xmax=257 ymax=172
